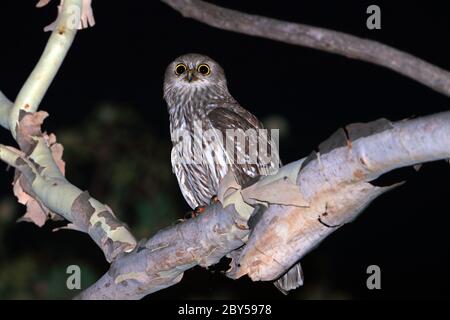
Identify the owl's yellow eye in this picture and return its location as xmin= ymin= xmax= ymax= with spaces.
xmin=175 ymin=63 xmax=187 ymax=75
xmin=197 ymin=64 xmax=211 ymax=76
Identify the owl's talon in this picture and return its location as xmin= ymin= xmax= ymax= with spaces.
xmin=194 ymin=205 xmax=206 ymax=216
xmin=182 ymin=206 xmax=206 ymax=220
xmin=210 ymin=195 xmax=219 ymax=205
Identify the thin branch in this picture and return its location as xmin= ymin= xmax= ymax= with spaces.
xmin=162 ymin=0 xmax=450 ymax=97
xmin=78 ymin=112 xmax=450 ymax=299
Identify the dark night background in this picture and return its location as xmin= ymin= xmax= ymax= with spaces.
xmin=0 ymin=0 xmax=449 ymax=299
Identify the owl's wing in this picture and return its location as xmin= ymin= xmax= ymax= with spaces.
xmin=207 ymin=106 xmax=281 ymax=187
xmin=171 ymin=146 xmax=200 ymax=210
xmin=225 ymin=103 xmax=264 ymax=130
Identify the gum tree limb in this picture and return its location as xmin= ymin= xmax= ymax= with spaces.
xmin=2 ymin=0 xmax=449 ymax=300
xmin=76 ymin=203 xmax=250 ymax=300
xmin=77 ymin=112 xmax=450 ymax=299
xmin=0 ymin=90 xmax=12 ymax=129
xmin=161 ymin=0 xmax=450 ymax=97
xmin=9 ymin=0 xmax=80 ymax=137
xmin=228 ymin=112 xmax=450 ymax=281
xmin=0 ymin=133 xmax=136 ymax=262
xmin=0 ymin=1 xmax=136 ymax=262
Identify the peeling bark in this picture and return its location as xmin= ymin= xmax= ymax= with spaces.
xmin=0 ymin=0 xmax=136 ymax=262
xmin=0 ymin=0 xmax=449 ymax=300
xmin=78 ymin=113 xmax=450 ymax=299
xmin=76 ymin=203 xmax=249 ymax=299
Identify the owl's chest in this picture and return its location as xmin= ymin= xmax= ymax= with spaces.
xmin=169 ymin=100 xmax=217 ymax=139
xmin=170 ymin=102 xmax=229 ymax=190
xmin=171 ymin=107 xmax=227 ymax=164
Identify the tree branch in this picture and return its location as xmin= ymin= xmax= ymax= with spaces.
xmin=76 ymin=203 xmax=250 ymax=299
xmin=77 ymin=112 xmax=450 ymax=299
xmin=9 ymin=0 xmax=80 ymax=138
xmin=229 ymin=112 xmax=450 ymax=281
xmin=161 ymin=0 xmax=450 ymax=97
xmin=0 ymin=0 xmax=136 ymax=262
xmin=0 ymin=90 xmax=12 ymax=129
xmin=2 ymin=1 xmax=449 ymax=300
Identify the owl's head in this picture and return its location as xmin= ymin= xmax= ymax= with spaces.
xmin=163 ymin=53 xmax=228 ymax=98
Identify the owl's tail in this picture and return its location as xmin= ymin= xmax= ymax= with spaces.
xmin=273 ymin=262 xmax=304 ymax=295
xmin=248 ymin=206 xmax=305 ymax=295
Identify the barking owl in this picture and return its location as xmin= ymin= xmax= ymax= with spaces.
xmin=164 ymin=53 xmax=280 ymax=210
xmin=163 ymin=53 xmax=302 ymax=294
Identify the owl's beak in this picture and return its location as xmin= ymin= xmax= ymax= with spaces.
xmin=186 ymin=69 xmax=196 ymax=82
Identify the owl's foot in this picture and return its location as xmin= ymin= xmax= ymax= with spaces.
xmin=176 ymin=205 xmax=207 ymax=223
xmin=179 ymin=199 xmax=218 ymax=222
xmin=183 ymin=205 xmax=206 ymax=220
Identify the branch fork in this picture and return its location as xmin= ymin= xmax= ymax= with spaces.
xmin=0 ymin=0 xmax=449 ymax=299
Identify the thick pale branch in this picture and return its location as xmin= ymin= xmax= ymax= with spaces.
xmin=229 ymin=112 xmax=450 ymax=281
xmin=0 ymin=141 xmax=137 ymax=262
xmin=0 ymin=1 xmax=136 ymax=262
xmin=0 ymin=90 xmax=12 ymax=129
xmin=0 ymin=145 xmax=27 ymax=170
xmin=9 ymin=0 xmax=81 ymax=137
xmin=78 ymin=112 xmax=450 ymax=299
xmin=76 ymin=203 xmax=249 ymax=299
xmin=162 ymin=0 xmax=450 ymax=97
xmin=299 ymin=112 xmax=450 ymax=197
xmin=2 ymin=0 xmax=449 ymax=300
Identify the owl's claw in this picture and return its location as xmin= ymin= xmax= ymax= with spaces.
xmin=181 ymin=206 xmax=206 ymax=220
xmin=185 ymin=197 xmax=218 ymax=220
xmin=210 ymin=195 xmax=219 ymax=205
xmin=193 ymin=205 xmax=206 ymax=216
xmin=178 ymin=197 xmax=219 ymax=223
